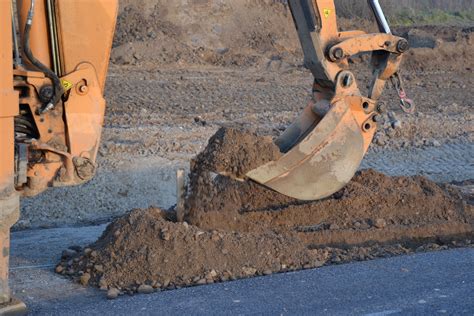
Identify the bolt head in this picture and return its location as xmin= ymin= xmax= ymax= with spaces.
xmin=377 ymin=102 xmax=387 ymax=113
xmin=397 ymin=39 xmax=409 ymax=53
xmin=332 ymin=48 xmax=344 ymax=61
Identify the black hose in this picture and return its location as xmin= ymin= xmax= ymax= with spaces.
xmin=23 ymin=0 xmax=63 ymax=114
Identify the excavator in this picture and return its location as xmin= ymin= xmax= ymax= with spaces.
xmin=0 ymin=0 xmax=412 ymax=312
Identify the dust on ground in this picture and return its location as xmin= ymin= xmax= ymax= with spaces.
xmin=57 ymin=128 xmax=473 ymax=298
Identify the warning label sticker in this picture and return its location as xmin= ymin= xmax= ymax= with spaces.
xmin=323 ymin=8 xmax=332 ymax=18
xmin=61 ymin=79 xmax=73 ymax=91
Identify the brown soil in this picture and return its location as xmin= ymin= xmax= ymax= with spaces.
xmin=57 ymin=128 xmax=473 ymax=297
xmin=111 ymin=1 xmax=474 ymax=72
xmin=112 ymin=1 xmax=301 ymax=68
xmin=190 ymin=127 xmax=281 ymax=178
xmin=185 ymin=128 xmax=287 ymax=218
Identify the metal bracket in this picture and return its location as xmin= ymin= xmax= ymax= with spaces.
xmin=14 ymin=144 xmax=28 ymax=187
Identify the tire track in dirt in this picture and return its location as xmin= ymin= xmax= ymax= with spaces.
xmin=362 ymin=142 xmax=474 ymax=183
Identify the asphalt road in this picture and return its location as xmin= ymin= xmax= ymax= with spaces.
xmin=9 ymin=226 xmax=474 ymax=315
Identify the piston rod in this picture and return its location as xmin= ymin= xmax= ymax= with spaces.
xmin=11 ymin=0 xmax=22 ymax=67
xmin=367 ymin=0 xmax=391 ymax=34
xmin=46 ymin=0 xmax=61 ymax=76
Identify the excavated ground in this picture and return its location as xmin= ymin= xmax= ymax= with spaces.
xmin=33 ymin=0 xmax=473 ymax=301
xmin=56 ymin=128 xmax=473 ymax=298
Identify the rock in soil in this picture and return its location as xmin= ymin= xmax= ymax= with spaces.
xmin=80 ymin=273 xmax=91 ymax=286
xmin=57 ymin=127 xmax=474 ymax=296
xmin=137 ymin=284 xmax=154 ymax=294
xmin=107 ymin=288 xmax=120 ymax=300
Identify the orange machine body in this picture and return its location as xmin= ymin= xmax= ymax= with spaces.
xmin=14 ymin=0 xmax=118 ymax=197
xmin=1 ymin=0 xmax=117 ymax=309
xmin=0 ymin=1 xmax=20 ymax=307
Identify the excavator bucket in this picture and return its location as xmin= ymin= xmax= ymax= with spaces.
xmin=246 ymin=72 xmax=375 ymax=201
xmin=244 ymin=0 xmax=408 ymax=200
xmin=246 ymin=100 xmax=365 ymax=201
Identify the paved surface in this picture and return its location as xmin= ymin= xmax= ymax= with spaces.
xmin=9 ymin=226 xmax=474 ymax=315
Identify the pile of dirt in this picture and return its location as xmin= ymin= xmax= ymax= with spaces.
xmin=190 ymin=127 xmax=281 ymax=178
xmin=56 ymin=128 xmax=473 ymax=298
xmin=57 ymin=208 xmax=319 ymax=295
xmin=111 ymin=1 xmax=474 ymax=71
xmin=184 ymin=128 xmax=291 ymax=218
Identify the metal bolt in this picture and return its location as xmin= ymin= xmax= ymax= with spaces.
xmin=377 ymin=102 xmax=387 ymax=113
xmin=372 ymin=114 xmax=381 ymax=123
xmin=396 ymin=39 xmax=409 ymax=53
xmin=331 ymin=48 xmax=344 ymax=61
xmin=79 ymin=85 xmax=88 ymax=93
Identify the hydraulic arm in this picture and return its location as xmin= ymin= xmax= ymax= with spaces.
xmin=246 ymin=0 xmax=412 ymax=200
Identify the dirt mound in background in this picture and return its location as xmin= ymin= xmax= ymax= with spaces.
xmin=188 ymin=168 xmax=473 ymax=247
xmin=400 ymin=26 xmax=474 ymax=72
xmin=111 ymin=0 xmax=474 ymax=71
xmin=57 ymin=128 xmax=473 ymax=297
xmin=111 ymin=0 xmax=300 ymax=68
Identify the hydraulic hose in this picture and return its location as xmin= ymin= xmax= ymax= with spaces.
xmin=23 ymin=0 xmax=63 ymax=114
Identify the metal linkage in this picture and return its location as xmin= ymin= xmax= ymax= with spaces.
xmin=46 ymin=0 xmax=62 ymax=76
